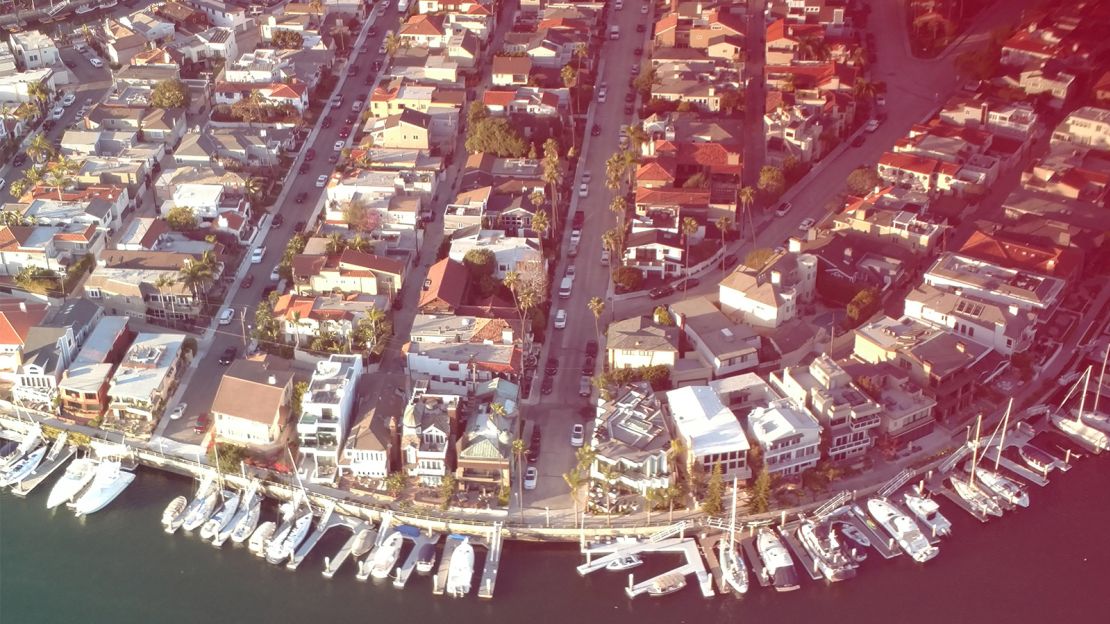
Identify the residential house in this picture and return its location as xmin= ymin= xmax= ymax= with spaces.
xmin=622 ymin=229 xmax=685 ymax=279
xmin=11 ymin=300 xmax=102 ymax=409
xmin=9 ymin=30 xmax=60 ymax=70
xmin=447 ymin=229 xmax=543 ymax=279
xmin=105 ymin=332 xmax=187 ymax=422
xmin=400 ymin=381 xmax=460 ymax=486
xmin=365 ymin=108 xmax=432 ymax=150
xmin=839 ymin=358 xmax=938 ymax=444
xmin=403 ymin=334 xmax=521 ymax=394
xmin=745 ymin=396 xmax=822 ymax=476
xmin=832 ymin=188 xmax=947 ymax=255
xmin=182 ymin=0 xmax=247 ymax=29
xmin=159 ymin=182 xmax=250 ymax=224
xmin=339 ymin=406 xmax=392 ymax=481
xmin=418 ymin=258 xmax=468 ymax=314
xmin=83 ymin=250 xmax=221 ymax=324
xmin=271 ymin=293 xmax=386 ymax=347
xmin=1050 ymin=106 xmax=1110 ymax=152
xmin=606 ymin=315 xmax=680 ymax=371
xmin=651 ymin=80 xmax=723 ymax=112
xmin=719 ymin=253 xmax=818 ymax=329
xmin=456 ymin=379 xmax=518 ymax=493
xmin=876 ymin=152 xmax=961 ymax=196
xmin=904 ymin=284 xmax=1037 ymax=356
xmin=938 ymin=97 xmax=1040 ymax=140
xmin=400 ymin=14 xmax=451 ymax=49
xmin=297 ymin=354 xmax=364 ymax=483
xmin=923 ymin=252 xmax=1067 ymax=313
xmin=669 ymin=296 xmax=761 ymax=379
xmin=291 ymin=249 xmax=405 ymax=299
xmin=591 ymin=383 xmax=672 ymax=495
xmin=57 ymin=316 xmax=132 ymax=422
xmin=490 ymin=55 xmax=532 ymax=86
xmin=211 ymin=356 xmax=295 ymax=448
xmin=666 ymin=384 xmax=751 ymax=481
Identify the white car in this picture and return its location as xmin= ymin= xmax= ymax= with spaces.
xmin=61 ymin=92 xmax=76 ymax=107
xmin=578 ymin=183 xmax=588 ymax=197
xmin=570 ymin=424 xmax=585 ymax=447
xmin=775 ymin=201 xmax=792 ymax=216
xmin=333 ymin=140 xmax=345 ymax=151
xmin=315 ymin=174 xmax=328 ymax=188
xmin=50 ymin=106 xmax=64 ymax=120
xmin=798 ymin=217 xmax=816 ymax=231
xmin=554 ymin=309 xmax=567 ymax=329
xmin=270 ymin=265 xmax=281 ymax=282
xmin=168 ymin=403 xmax=188 ymax=421
xmin=218 ymin=307 xmax=234 ymax=325
xmin=641 ymin=3 xmax=649 ymax=13
xmin=864 ymin=119 xmax=880 ymax=133
xmin=251 ymin=246 xmax=266 ymax=264
xmin=565 ymin=264 xmax=576 ymax=279
xmin=596 ymin=87 xmax=607 ymax=103
xmin=523 ymin=466 xmax=538 ymax=490
xmin=569 ymin=231 xmax=581 ymax=246
xmin=0 ymin=178 xmax=6 ymax=193
xmin=88 ymin=57 xmax=104 ymax=68
xmin=614 ymin=0 xmax=623 ymax=8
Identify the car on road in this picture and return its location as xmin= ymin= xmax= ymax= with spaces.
xmin=722 ymin=253 xmax=738 ymax=267
xmin=624 ymin=104 xmax=634 ymax=115
xmin=570 ymin=424 xmax=585 ymax=447
xmin=298 ymin=162 xmax=310 ymax=174
xmin=565 ymin=264 xmax=576 ymax=279
xmin=344 ymin=113 xmax=357 ymax=125
xmin=634 ymin=47 xmax=642 ymax=56
xmin=625 ymin=92 xmax=635 ymax=103
xmin=579 ymin=376 xmax=591 ymax=398
xmin=322 ymin=117 xmax=332 ymax=128
xmin=347 ymin=64 xmax=359 ymax=76
xmin=351 ymin=100 xmax=363 ymax=112
xmin=271 ymin=214 xmax=284 ymax=227
xmin=12 ymin=153 xmax=26 ymax=167
xmin=864 ymin=119 xmax=879 ymax=132
xmin=649 ymin=284 xmax=674 ymax=300
xmin=305 ymin=148 xmax=316 ymax=160
xmin=773 ymin=245 xmax=786 ymax=256
xmin=270 ymin=266 xmax=281 ymax=281
xmin=875 ymin=95 xmax=886 ymax=107
xmin=218 ymin=308 xmax=234 ymax=325
xmin=582 ymin=171 xmax=592 ymax=184
xmin=636 ymin=23 xmax=645 ymax=32
xmin=328 ymin=153 xmax=339 ymax=164
xmin=541 ymin=376 xmax=554 ymax=395
xmin=851 ymin=134 xmax=866 ymax=147
xmin=242 ymin=274 xmax=254 ymax=288
xmin=798 ymin=217 xmax=816 ymax=231
xmin=339 ymin=126 xmax=351 ymax=139
xmin=364 ymin=74 xmax=375 ymax=85
xmin=193 ymin=413 xmax=210 ymax=434
xmin=372 ymin=60 xmax=382 ymax=72
xmin=368 ymin=27 xmax=378 ymax=37
xmin=294 ymin=221 xmax=306 ymax=233
xmin=775 ymin=201 xmax=792 ymax=216
xmin=88 ymin=57 xmax=104 ymax=68
xmin=570 ymin=231 xmax=581 ymax=246
xmin=315 ymin=175 xmax=328 ymax=188
xmin=295 ymin=191 xmax=308 ymax=203
xmin=61 ymin=92 xmax=76 ymax=107
xmin=523 ymin=466 xmax=538 ymax=490
xmin=527 ymin=431 xmax=541 ymax=462
xmin=591 ymin=123 xmax=601 ymax=136
xmin=545 ymin=357 xmax=558 ymax=376
xmin=578 ymin=183 xmax=588 ymax=197
xmin=641 ymin=3 xmax=648 ymax=12
xmin=250 ymin=246 xmax=266 ymax=264
xmin=597 ymin=87 xmax=607 ymax=103
xmin=218 ymin=347 xmax=237 ymax=365
xmin=585 ymin=340 xmax=598 ymax=358
xmin=581 ymin=357 xmax=594 ymax=375
xmin=333 ymin=140 xmax=345 ymax=151
xmin=675 ymin=277 xmax=700 ymax=290
xmin=554 ymin=309 xmax=567 ymax=329
xmin=169 ymin=403 xmax=187 ymax=421
xmin=50 ymin=105 xmax=64 ymax=120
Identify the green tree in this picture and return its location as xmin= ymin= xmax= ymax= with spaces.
xmin=166 ymin=205 xmax=197 ymax=231
xmin=845 ymin=287 xmax=881 ymax=326
xmin=587 ymin=296 xmax=605 ymax=344
xmin=701 ymin=463 xmax=724 ymax=515
xmin=271 ymin=29 xmax=304 ymax=49
xmin=463 ymin=247 xmax=497 ymax=297
xmin=465 ymin=118 xmax=528 ymax=157
xmin=26 ymin=132 xmax=55 ymax=164
xmin=208 ymin=443 xmax=247 ymax=474
xmin=715 ymin=216 xmax=732 ymax=271
xmin=744 ymin=247 xmax=775 ymax=269
xmin=633 ymin=67 xmax=659 ymax=97
xmin=438 ymin=473 xmax=457 ymax=510
xmin=757 ymin=165 xmax=786 ymax=199
xmin=612 ymin=266 xmax=642 ymax=292
xmin=467 ymin=101 xmax=489 ymax=127
xmin=512 ymin=437 xmax=527 ymax=522
xmin=653 ymin=305 xmax=673 ymax=326
xmin=846 ymin=166 xmax=883 ymax=196
xmin=748 ymin=467 xmax=772 ymax=514
xmin=341 ymin=198 xmax=382 ymax=233
xmin=563 ymin=469 xmax=585 ymax=528
xmin=27 ymin=82 xmax=50 ymax=114
xmin=681 ymin=216 xmax=698 ymax=294
xmin=46 ymin=158 xmax=79 ymax=200
xmin=150 ymin=79 xmax=190 ymax=108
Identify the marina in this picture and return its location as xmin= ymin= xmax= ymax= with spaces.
xmin=10 ymin=444 xmax=75 ymax=498
xmin=322 ymin=521 xmax=375 ymax=579
xmin=393 ymin=531 xmax=441 ymax=589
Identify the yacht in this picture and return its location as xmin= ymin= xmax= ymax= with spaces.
xmin=445 ymin=536 xmax=474 ymax=597
xmin=230 ymin=496 xmax=262 ymax=544
xmin=1053 ymin=413 xmax=1109 ymax=451
xmin=797 ymin=520 xmax=858 ymax=582
xmin=717 ymin=538 xmax=748 ymax=594
xmin=1018 ymin=444 xmax=1056 ymax=474
xmin=606 ymin=553 xmax=643 ymax=572
xmin=72 ymin=461 xmax=135 ymax=515
xmin=351 ymin=527 xmax=376 ymax=558
xmin=2 ymin=430 xmax=41 ymax=470
xmin=756 ymin=528 xmax=800 ymax=592
xmin=902 ymin=492 xmax=952 ymax=537
xmin=200 ymin=489 xmax=241 ymax=541
xmin=370 ymin=531 xmax=404 ymax=580
xmin=866 ymin=498 xmax=938 ymax=563
xmin=973 ymin=466 xmax=1029 ymax=508
xmin=46 ymin=457 xmax=98 ymax=509
xmin=415 ymin=542 xmax=437 ymax=574
xmin=950 ymin=476 xmax=1003 ymax=517
xmin=830 ymin=520 xmax=870 ymax=548
xmin=181 ymin=488 xmax=219 ymax=531
xmin=249 ymin=521 xmax=276 ymax=556
xmin=267 ymin=511 xmax=312 ymax=564
xmin=161 ymin=496 xmax=188 ymax=527
xmin=0 ymin=444 xmax=47 ymax=488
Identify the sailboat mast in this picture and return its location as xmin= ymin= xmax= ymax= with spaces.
xmin=1076 ymin=366 xmax=1090 ymax=424
xmin=1093 ymin=345 xmax=1108 ymax=416
xmin=969 ymin=413 xmax=982 ymax=488
xmin=729 ymin=477 xmax=738 ymax=550
xmin=994 ymin=399 xmax=1012 ymax=472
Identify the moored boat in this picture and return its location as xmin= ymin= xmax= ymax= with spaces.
xmin=1019 ymin=444 xmax=1056 ymax=473
xmin=866 ymin=498 xmax=938 ymax=563
xmin=181 ymin=488 xmax=219 ymax=531
xmin=415 ymin=542 xmax=437 ymax=574
xmin=72 ymin=461 xmax=135 ymax=516
xmin=0 ymin=445 xmax=47 ymax=488
xmin=46 ymin=457 xmax=98 ymax=509
xmin=445 ymin=536 xmax=474 ymax=597
xmin=200 ymin=489 xmax=241 ymax=541
xmin=950 ymin=476 xmax=1003 ymax=517
xmin=1053 ymin=413 xmax=1109 ymax=451
xmin=647 ymin=572 xmax=687 ymax=597
xmin=266 ymin=511 xmax=311 ymax=564
xmin=757 ymin=528 xmax=800 ymax=591
xmin=718 ymin=538 xmax=748 ymax=594
xmin=973 ymin=466 xmax=1029 ymax=508
xmin=351 ymin=527 xmax=375 ymax=558
xmin=230 ymin=496 xmax=262 ymax=544
xmin=797 ymin=520 xmax=858 ymax=582
xmin=161 ymin=495 xmax=188 ymax=527
xmin=75 ymin=3 xmax=96 ymax=14
xmin=370 ymin=531 xmax=404 ymax=579
xmin=903 ymin=492 xmax=952 ymax=537
xmin=606 ymin=554 xmax=643 ymax=572
xmin=249 ymin=521 xmax=276 ymax=556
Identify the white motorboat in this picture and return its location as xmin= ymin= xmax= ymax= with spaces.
xmin=181 ymin=489 xmax=219 ymax=531
xmin=605 ymin=553 xmax=643 ymax=571
xmin=831 ymin=520 xmax=871 ymax=549
xmin=200 ymin=489 xmax=241 ymax=541
xmin=866 ymin=498 xmax=938 ymax=563
xmin=756 ymin=528 xmax=800 ymax=592
xmin=351 ymin=527 xmax=375 ymax=558
xmin=902 ymin=492 xmax=952 ymax=537
xmin=72 ymin=461 xmax=135 ymax=516
xmin=1083 ymin=410 xmax=1110 ymax=434
xmin=2 ymin=430 xmax=41 ymax=470
xmin=647 ymin=572 xmax=687 ymax=597
xmin=1053 ymin=413 xmax=1109 ymax=451
xmin=161 ymin=496 xmax=188 ymax=527
xmin=0 ymin=444 xmax=47 ymax=488
xmin=718 ymin=539 xmax=748 ymax=594
xmin=445 ymin=536 xmax=474 ymax=597
xmin=46 ymin=457 xmax=98 ymax=509
xmin=950 ymin=476 xmax=1003 ymax=517
xmin=973 ymin=466 xmax=1029 ymax=508
xmin=1018 ymin=444 xmax=1056 ymax=473
xmin=230 ymin=496 xmax=262 ymax=544
xmin=797 ymin=520 xmax=858 ymax=582
xmin=75 ymin=3 xmax=96 ymax=14
xmin=415 ymin=542 xmax=437 ymax=574
xmin=370 ymin=531 xmax=404 ymax=579
xmin=249 ymin=521 xmax=276 ymax=556
xmin=267 ymin=512 xmax=312 ymax=564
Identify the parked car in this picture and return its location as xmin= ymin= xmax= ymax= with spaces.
xmin=295 ymin=191 xmax=308 ymax=203
xmin=298 ymin=162 xmax=310 ymax=174
xmin=50 ymin=105 xmax=64 ymax=120
xmin=624 ymin=104 xmax=634 ymax=115
xmin=294 ymin=221 xmax=306 ymax=233
xmin=649 ymin=284 xmax=674 ymax=300
xmin=675 ymin=277 xmax=700 ymax=290
xmin=578 ymin=183 xmax=588 ymax=197
xmin=242 ymin=274 xmax=254 ymax=288
xmin=775 ymin=201 xmax=792 ymax=216
xmin=270 ymin=266 xmax=281 ymax=282
xmin=12 ymin=153 xmax=26 ymax=167
xmin=338 ymin=126 xmax=351 ymax=138
xmin=168 ymin=402 xmax=187 ymax=421
xmin=634 ymin=47 xmax=642 ymax=56
xmin=596 ymin=87 xmax=607 ymax=103
xmin=271 ymin=214 xmax=284 ymax=227
xmin=570 ymin=424 xmax=585 ymax=447
xmin=333 ymin=140 xmax=345 ymax=151
xmin=864 ymin=119 xmax=879 ymax=133
xmin=585 ymin=340 xmax=598 ymax=358
xmin=250 ymin=246 xmax=266 ymax=264
xmin=61 ymin=92 xmax=76 ymax=107
xmin=315 ymin=175 xmax=328 ymax=188
xmin=851 ymin=134 xmax=866 ymax=147
xmin=193 ymin=413 xmax=210 ymax=434
xmin=798 ymin=217 xmax=816 ymax=231
xmin=581 ymin=357 xmax=594 ymax=375
xmin=88 ymin=57 xmax=104 ymax=68
xmin=722 ymin=253 xmax=739 ymax=267
xmin=591 ymin=123 xmax=601 ymax=136
xmin=523 ymin=466 xmax=538 ymax=490
xmin=625 ymin=92 xmax=635 ymax=103
xmin=545 ymin=357 xmax=558 ymax=376
xmin=636 ymin=24 xmax=645 ymax=32
xmin=541 ymin=376 xmax=554 ymax=395
xmin=554 ymin=309 xmax=567 ymax=329
xmin=347 ymin=64 xmax=359 ymax=76
xmin=217 ymin=347 xmax=237 ymax=365
xmin=305 ymin=148 xmax=316 ymax=160
xmin=218 ymin=308 xmax=234 ymax=326
xmin=322 ymin=117 xmax=332 ymax=128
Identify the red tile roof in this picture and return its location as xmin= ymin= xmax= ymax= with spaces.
xmin=959 ymin=229 xmax=1083 ymax=278
xmin=0 ymin=297 xmax=49 ymax=347
xmin=655 ymin=141 xmax=742 ymax=175
xmin=636 ymin=158 xmax=678 ymax=182
xmin=878 ymin=152 xmax=941 ymax=176
xmin=401 ymin=13 xmax=446 ymax=37
xmin=482 ymin=90 xmax=516 ymax=107
xmin=418 ymin=258 xmax=467 ymax=313
xmin=634 ymin=187 xmax=711 ymax=206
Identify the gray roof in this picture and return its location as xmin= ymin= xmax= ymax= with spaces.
xmin=606 ymin=316 xmax=679 ymax=353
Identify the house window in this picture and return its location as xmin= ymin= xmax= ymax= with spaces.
xmin=87 ymin=288 xmax=101 ymax=299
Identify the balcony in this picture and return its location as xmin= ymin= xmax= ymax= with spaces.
xmin=849 ymin=411 xmax=882 ymax=431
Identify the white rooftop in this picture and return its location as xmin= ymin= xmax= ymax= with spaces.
xmin=747 ymin=398 xmax=821 ymax=445
xmin=666 ymin=385 xmax=749 ymax=456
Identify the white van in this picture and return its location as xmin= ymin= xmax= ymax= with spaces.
xmin=558 ymin=276 xmax=574 ymax=299
xmin=609 ymin=25 xmax=620 ymax=40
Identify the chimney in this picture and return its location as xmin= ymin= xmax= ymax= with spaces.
xmin=979 ymin=102 xmax=989 ymax=126
xmin=501 ymin=327 xmax=513 ymax=345
xmin=19 ymin=301 xmax=27 ymax=312
xmin=1008 ymin=304 xmax=1019 ymax=316
xmin=956 ymin=341 xmax=966 ymax=353
xmin=268 ymin=375 xmax=277 ymax=385
xmin=770 ymin=270 xmax=782 ymax=285
xmin=708 ymin=86 xmax=716 ymax=97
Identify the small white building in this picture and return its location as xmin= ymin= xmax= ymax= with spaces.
xmin=447 ymin=229 xmax=544 ymax=279
xmin=666 ymin=385 xmax=751 ymax=481
xmin=745 ymin=397 xmax=822 ymax=477
xmin=904 ymin=284 xmax=1037 ymax=356
xmin=105 ymin=332 xmax=187 ymax=422
xmin=719 ymin=253 xmax=818 ymax=329
xmin=211 ymin=356 xmax=295 ymax=448
xmin=9 ymin=30 xmax=60 ymax=70
xmin=591 ymin=383 xmax=671 ymax=495
xmin=401 ymin=381 xmax=459 ymax=486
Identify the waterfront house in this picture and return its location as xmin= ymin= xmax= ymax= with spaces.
xmin=744 ymin=396 xmax=823 ymax=477
xmin=105 ymin=332 xmax=187 ymax=423
xmin=923 ymin=252 xmax=1066 ymax=314
xmin=904 ymin=284 xmax=1037 ymax=357
xmin=57 ymin=316 xmax=133 ymax=422
xmin=339 ymin=406 xmax=392 ymax=482
xmin=401 ymin=381 xmax=459 ymax=486
xmin=668 ymin=296 xmax=761 ymax=379
xmin=11 ymin=300 xmax=103 ymax=410
xmin=666 ymin=384 xmax=751 ymax=481
xmin=456 ymin=379 xmax=518 ymax=494
xmin=297 ymin=354 xmax=364 ymax=484
xmin=592 ymin=383 xmax=671 ymax=495
xmin=211 ymin=356 xmax=295 ymax=449
xmin=0 ymin=298 xmax=50 ymax=383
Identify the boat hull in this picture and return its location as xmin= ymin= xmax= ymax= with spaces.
xmin=46 ymin=458 xmax=97 ymax=509
xmin=73 ymin=469 xmax=135 ymax=515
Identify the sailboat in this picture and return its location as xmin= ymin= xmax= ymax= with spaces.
xmin=46 ymin=456 xmax=98 ymax=509
xmin=249 ymin=521 xmax=277 ymax=556
xmin=902 ymin=490 xmax=952 ymax=537
xmin=181 ymin=486 xmax=219 ymax=531
xmin=229 ymin=491 xmax=263 ymax=544
xmin=445 ymin=536 xmax=474 ymax=597
xmin=951 ymin=413 xmax=1004 ymax=518
xmin=1053 ymin=367 xmax=1110 ymax=450
xmin=200 ymin=489 xmax=241 ymax=541
xmin=718 ymin=478 xmax=748 ymax=595
xmin=756 ymin=528 xmax=800 ymax=592
xmin=369 ymin=531 xmax=404 ymax=580
xmin=266 ymin=504 xmax=312 ymax=565
xmin=866 ymin=498 xmax=938 ymax=563
xmin=2 ymin=426 xmax=42 ymax=470
xmin=0 ymin=444 xmax=47 ymax=487
xmin=72 ymin=460 xmax=135 ymax=515
xmin=973 ymin=466 xmax=1029 ymax=508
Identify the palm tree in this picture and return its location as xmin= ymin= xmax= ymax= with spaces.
xmin=384 ymin=32 xmax=405 ymax=57
xmin=326 ymin=233 xmax=347 ymax=254
xmin=511 ymin=437 xmax=526 ymax=522
xmin=13 ymin=102 xmax=39 ymax=124
xmin=17 ymin=166 xmax=44 ymax=199
xmin=737 ymin=186 xmax=756 ymax=242
xmin=176 ymin=258 xmax=213 ymax=309
xmin=562 ymin=469 xmax=584 ymax=528
xmin=574 ymin=43 xmax=588 ymax=76
xmin=26 ymin=133 xmax=54 ymax=164
xmin=627 ymin=125 xmax=649 ymax=154
xmin=714 ymin=216 xmax=732 ymax=271
xmin=618 ymin=148 xmax=639 ymax=191
xmin=644 ymin=487 xmax=665 ymax=524
xmin=244 ymin=177 xmax=265 ymax=203
xmin=575 ymin=445 xmax=596 ymax=475
xmin=27 ymin=82 xmax=50 ymax=115
xmin=587 ymin=296 xmax=605 ymax=344
xmin=605 ymin=152 xmax=624 ymax=193
xmin=46 ymin=159 xmax=78 ymax=200
xmin=608 ymin=196 xmax=626 ymax=226
xmin=602 ymin=227 xmax=624 ymax=274
xmin=152 ymin=275 xmax=179 ymax=320
xmin=529 ymin=208 xmax=549 ymax=241
xmin=681 ymin=217 xmax=698 ymax=294
xmin=309 ymin=0 xmax=324 ymax=18
xmin=853 ymin=77 xmax=878 ymax=105
xmin=598 ymin=461 xmax=618 ymax=527
xmin=331 ymin=22 xmax=353 ymax=53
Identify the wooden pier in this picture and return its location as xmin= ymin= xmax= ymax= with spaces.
xmin=696 ymin=533 xmax=729 ymax=595
xmin=11 ymin=447 xmax=74 ymax=497
xmin=432 ymin=535 xmax=463 ymax=596
xmin=738 ymin=535 xmax=771 ymax=588
xmin=288 ymin=505 xmax=345 ymax=570
xmin=393 ymin=530 xmax=440 ymax=589
xmin=322 ymin=521 xmax=374 ymax=579
xmin=779 ymin=524 xmax=822 ymax=581
xmin=477 ymin=521 xmax=502 ymax=599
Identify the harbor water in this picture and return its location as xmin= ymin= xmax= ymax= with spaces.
xmin=1 ymin=455 xmax=1107 ymax=624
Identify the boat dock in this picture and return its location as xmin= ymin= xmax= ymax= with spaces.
xmin=11 ymin=447 xmax=74 ymax=497
xmin=695 ymin=533 xmax=729 ymax=594
xmin=393 ymin=528 xmax=440 ymax=589
xmin=287 ymin=504 xmax=342 ymax=570
xmin=577 ymin=521 xmax=690 ymax=575
xmin=738 ymin=534 xmax=772 ymax=588
xmin=477 ymin=521 xmax=502 ymax=599
xmin=983 ymin=448 xmax=1049 ymax=487
xmin=621 ymin=538 xmax=714 ymax=599
xmin=843 ymin=506 xmax=901 ymax=559
xmin=925 ymin=476 xmax=990 ymax=523
xmin=356 ymin=511 xmax=395 ymax=582
xmin=431 ymin=535 xmax=463 ymax=596
xmin=779 ymin=523 xmax=823 ymax=581
xmin=323 ymin=521 xmax=374 ymax=579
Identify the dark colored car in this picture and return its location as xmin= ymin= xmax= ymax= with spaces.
xmin=361 ymin=43 xmax=370 ymax=53
xmin=347 ymin=64 xmax=359 ymax=76
xmin=586 ymin=340 xmax=598 ymax=358
xmin=217 ymin=346 xmax=237 ymax=365
xmin=43 ymin=119 xmax=55 ymax=131
xmin=372 ymin=60 xmax=382 ymax=72
xmin=545 ymin=357 xmax=558 ymax=376
xmin=624 ymin=104 xmax=634 ymax=115
xmin=676 ymin=277 xmax=700 ymax=290
xmin=294 ymin=221 xmax=306 ymax=233
xmin=12 ymin=153 xmax=27 ymax=167
xmin=368 ymin=27 xmax=378 ymax=37
xmin=634 ymin=47 xmax=642 ymax=56
xmin=345 ymin=114 xmax=357 ymax=125
xmin=261 ymin=285 xmax=277 ymax=299
xmin=541 ymin=376 xmax=554 ymax=395
xmin=322 ymin=117 xmax=332 ymax=128
xmin=636 ymin=24 xmax=645 ymax=32
xmin=271 ymin=214 xmax=284 ymax=227
xmin=328 ymin=153 xmax=339 ymax=164
xmin=295 ymin=192 xmax=308 ymax=204
xmin=242 ymin=274 xmax=254 ymax=288
xmin=581 ymin=357 xmax=595 ymax=376
xmin=591 ymin=123 xmax=601 ymax=136
xmin=851 ymin=134 xmax=866 ymax=147
xmin=339 ymin=126 xmax=351 ymax=139
xmin=649 ymin=284 xmax=674 ymax=300
xmin=305 ymin=148 xmax=316 ymax=160
xmin=365 ymin=74 xmax=375 ymax=85
xmin=625 ymin=92 xmax=635 ymax=103
xmin=722 ymin=253 xmax=739 ymax=268
xmin=298 ymin=162 xmax=310 ymax=174
xmin=193 ymin=413 xmax=210 ymax=434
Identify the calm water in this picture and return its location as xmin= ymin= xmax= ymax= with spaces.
xmin=2 ymin=455 xmax=1107 ymax=624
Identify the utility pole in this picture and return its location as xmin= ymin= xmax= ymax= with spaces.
xmin=239 ymin=308 xmax=248 ymax=349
